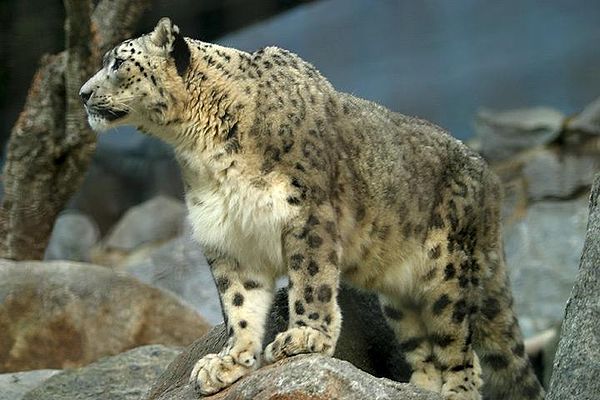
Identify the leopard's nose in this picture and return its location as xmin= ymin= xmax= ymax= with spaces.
xmin=79 ymin=89 xmax=92 ymax=104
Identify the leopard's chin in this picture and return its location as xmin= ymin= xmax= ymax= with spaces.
xmin=86 ymin=107 xmax=129 ymax=132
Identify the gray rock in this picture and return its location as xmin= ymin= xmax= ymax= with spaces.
xmin=521 ymin=148 xmax=600 ymax=200
xmin=474 ymin=107 xmax=564 ymax=161
xmin=125 ymin=231 xmax=223 ymax=325
xmin=503 ymin=195 xmax=589 ymax=337
xmin=21 ymin=345 xmax=180 ymax=400
xmin=568 ymin=96 xmax=600 ymax=135
xmin=0 ymin=260 xmax=210 ymax=372
xmin=155 ymin=355 xmax=440 ymax=400
xmin=103 ymin=195 xmax=187 ymax=252
xmin=44 ymin=211 xmax=99 ymax=262
xmin=146 ymin=284 xmax=412 ymax=400
xmin=547 ymin=175 xmax=600 ymax=400
xmin=0 ymin=370 xmax=60 ymax=400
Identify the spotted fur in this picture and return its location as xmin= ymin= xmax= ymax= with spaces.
xmin=80 ymin=18 xmax=544 ymax=400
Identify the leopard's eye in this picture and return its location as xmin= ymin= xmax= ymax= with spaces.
xmin=112 ymin=58 xmax=124 ymax=71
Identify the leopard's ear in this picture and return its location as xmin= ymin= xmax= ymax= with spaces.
xmin=150 ymin=17 xmax=190 ymax=77
xmin=149 ymin=17 xmax=176 ymax=49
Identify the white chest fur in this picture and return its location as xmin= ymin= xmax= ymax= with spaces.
xmin=180 ymin=153 xmax=297 ymax=275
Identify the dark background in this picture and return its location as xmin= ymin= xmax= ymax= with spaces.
xmin=1 ymin=0 xmax=600 ymax=157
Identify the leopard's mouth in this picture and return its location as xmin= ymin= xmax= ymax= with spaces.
xmin=88 ymin=106 xmax=128 ymax=121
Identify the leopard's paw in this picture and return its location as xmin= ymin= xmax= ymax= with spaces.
xmin=189 ymin=351 xmax=257 ymax=395
xmin=410 ymin=363 xmax=443 ymax=393
xmin=440 ymin=355 xmax=482 ymax=400
xmin=263 ymin=326 xmax=335 ymax=363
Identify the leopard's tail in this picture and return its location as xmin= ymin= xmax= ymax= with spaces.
xmin=473 ymin=250 xmax=545 ymax=399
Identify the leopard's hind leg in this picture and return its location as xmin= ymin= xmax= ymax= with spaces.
xmin=379 ymin=236 xmax=484 ymax=400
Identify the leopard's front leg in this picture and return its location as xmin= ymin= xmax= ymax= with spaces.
xmin=190 ymin=251 xmax=274 ymax=395
xmin=264 ymin=205 xmax=342 ymax=363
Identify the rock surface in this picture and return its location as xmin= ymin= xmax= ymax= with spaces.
xmin=547 ymin=175 xmax=600 ymax=400
xmin=0 ymin=369 xmax=60 ymax=400
xmin=44 ymin=211 xmax=99 ymax=262
xmin=102 ymin=195 xmax=186 ymax=252
xmin=21 ymin=345 xmax=180 ymax=400
xmin=503 ymin=195 xmax=589 ymax=337
xmin=473 ymin=107 xmax=564 ymax=161
xmin=172 ymin=355 xmax=441 ymax=400
xmin=91 ymin=195 xmax=188 ymax=267
xmin=0 ymin=260 xmax=210 ymax=372
xmin=146 ymin=284 xmax=411 ymax=400
xmin=521 ymin=148 xmax=600 ymax=201
xmin=125 ymin=230 xmax=222 ymax=325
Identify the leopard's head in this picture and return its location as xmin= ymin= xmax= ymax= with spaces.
xmin=80 ymin=17 xmax=190 ymax=133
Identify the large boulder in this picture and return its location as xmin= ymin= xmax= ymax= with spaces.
xmin=521 ymin=148 xmax=600 ymax=201
xmin=547 ymin=175 xmax=600 ymax=399
xmin=15 ymin=346 xmax=434 ymax=400
xmin=21 ymin=345 xmax=180 ymax=400
xmin=44 ymin=211 xmax=100 ymax=262
xmin=0 ymin=260 xmax=210 ymax=372
xmin=102 ymin=195 xmax=186 ymax=252
xmin=91 ymin=195 xmax=187 ymax=267
xmin=146 ymin=284 xmax=411 ymax=400
xmin=473 ymin=107 xmax=564 ymax=162
xmin=172 ymin=354 xmax=440 ymax=400
xmin=124 ymin=231 xmax=223 ymax=325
